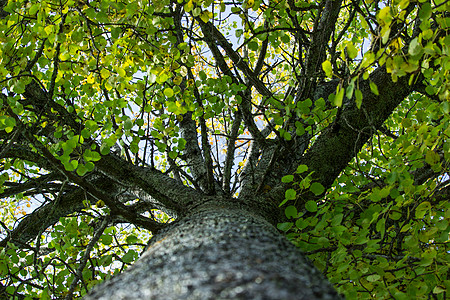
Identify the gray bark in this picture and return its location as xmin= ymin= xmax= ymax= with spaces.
xmin=84 ymin=203 xmax=340 ymax=299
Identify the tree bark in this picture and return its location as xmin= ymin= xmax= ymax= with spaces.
xmin=84 ymin=201 xmax=340 ymax=299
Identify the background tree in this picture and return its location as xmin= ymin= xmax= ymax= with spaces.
xmin=0 ymin=0 xmax=449 ymax=299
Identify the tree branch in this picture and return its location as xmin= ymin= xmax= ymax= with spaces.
xmin=276 ymin=66 xmax=422 ymax=208
xmin=16 ymin=77 xmax=202 ymax=215
xmin=65 ymin=216 xmax=109 ymax=300
xmin=186 ymin=68 xmax=217 ymax=195
xmin=299 ymin=0 xmax=343 ymax=100
xmin=222 ymin=111 xmax=242 ymax=193
xmin=7 ymin=108 xmax=165 ymax=233
xmin=196 ymin=17 xmax=273 ymax=100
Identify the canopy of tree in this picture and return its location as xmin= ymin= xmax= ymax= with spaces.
xmin=0 ymin=0 xmax=449 ymax=299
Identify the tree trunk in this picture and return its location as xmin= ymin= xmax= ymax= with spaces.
xmin=85 ymin=202 xmax=340 ymax=299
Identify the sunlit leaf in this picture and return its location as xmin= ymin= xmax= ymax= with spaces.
xmin=322 ymin=60 xmax=332 ymax=77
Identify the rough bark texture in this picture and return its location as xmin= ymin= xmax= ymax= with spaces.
xmin=85 ymin=204 xmax=340 ymax=299
xmin=299 ymin=66 xmax=417 ymax=189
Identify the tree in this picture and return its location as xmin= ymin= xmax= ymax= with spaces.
xmin=0 ymin=0 xmax=449 ymax=298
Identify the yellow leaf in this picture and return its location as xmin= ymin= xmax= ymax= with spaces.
xmin=322 ymin=60 xmax=332 ymax=77
xmin=199 ymin=10 xmax=212 ymax=23
xmin=184 ymin=0 xmax=193 ymax=12
xmin=117 ymin=67 xmax=126 ymax=78
xmin=100 ymin=69 xmax=110 ymax=78
xmin=377 ymin=7 xmax=392 ymax=26
xmin=44 ymin=25 xmax=53 ymax=35
xmin=105 ymin=81 xmax=113 ymax=91
xmin=399 ymin=0 xmax=410 ymax=10
xmin=164 ymin=88 xmax=174 ymax=97
xmin=87 ymin=74 xmax=95 ymax=84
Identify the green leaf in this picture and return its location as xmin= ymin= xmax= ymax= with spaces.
xmin=334 ymin=86 xmax=344 ymax=107
xmin=415 ymin=201 xmax=431 ymax=219
xmin=355 ymin=234 xmax=369 ymax=245
xmin=168 ymin=151 xmax=178 ymax=159
xmin=437 ymin=17 xmax=450 ymax=29
xmin=295 ymin=218 xmax=308 ymax=229
xmin=285 ymin=205 xmax=298 ymax=219
xmin=100 ymin=234 xmax=113 ymax=245
xmin=284 ymin=189 xmax=296 ymax=201
xmin=425 ymin=150 xmax=440 ymax=166
xmin=283 ymin=131 xmax=292 ymax=141
xmin=408 ymin=37 xmax=422 ymax=56
xmin=248 ymin=41 xmax=258 ymax=51
xmin=419 ymin=3 xmax=432 ymax=21
xmin=100 ymin=143 xmax=111 ymax=155
xmin=123 ymin=119 xmax=133 ymax=130
xmin=0 ymin=261 xmax=8 ymax=276
xmin=355 ymin=89 xmax=363 ymax=108
xmin=376 ymin=218 xmax=386 ymax=238
xmin=64 ymin=160 xmax=78 ymax=172
xmin=99 ymin=254 xmax=113 ymax=267
xmin=85 ymin=162 xmax=95 ymax=172
xmin=369 ymin=82 xmax=379 ymax=95
xmin=100 ymin=68 xmax=110 ymax=78
xmin=76 ymin=164 xmax=88 ymax=176
xmin=305 ymin=200 xmax=317 ymax=212
xmin=40 ymin=289 xmax=50 ymax=300
xmin=192 ymin=7 xmax=201 ymax=17
xmin=377 ymin=7 xmax=392 ymax=25
xmin=296 ymin=165 xmax=308 ymax=174
xmin=126 ymin=235 xmax=138 ymax=244
xmin=295 ymin=121 xmax=305 ymax=136
xmin=346 ymin=43 xmax=358 ymax=59
xmin=310 ymin=182 xmax=325 ymax=196
xmin=81 ymin=128 xmax=91 ymax=139
xmin=29 ymin=4 xmax=40 ymax=15
xmin=282 ymin=175 xmax=294 ymax=183
xmin=366 ymin=274 xmax=381 ymax=282
xmin=346 ymin=80 xmax=355 ymax=100
xmin=277 ymin=222 xmax=293 ymax=232
xmin=156 ymin=71 xmax=170 ymax=84
xmin=433 ymin=286 xmax=445 ymax=294
xmin=122 ymin=250 xmax=136 ymax=263
xmin=331 ymin=213 xmax=343 ymax=226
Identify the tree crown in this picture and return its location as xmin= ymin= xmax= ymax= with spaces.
xmin=0 ymin=0 xmax=449 ymax=298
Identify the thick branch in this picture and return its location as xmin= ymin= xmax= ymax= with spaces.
xmin=0 ymin=184 xmax=90 ymax=248
xmin=186 ymin=68 xmax=218 ymax=195
xmin=297 ymin=0 xmax=342 ymax=101
xmin=173 ymin=5 xmax=213 ymax=194
xmin=17 ymin=79 xmax=202 ymax=214
xmin=95 ymin=150 xmax=203 ymax=213
xmin=0 ymin=173 xmax=63 ymax=199
xmin=283 ymin=66 xmax=420 ymax=205
xmin=8 ymin=109 xmax=165 ymax=233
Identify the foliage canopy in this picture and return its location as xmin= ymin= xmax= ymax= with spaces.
xmin=0 ymin=0 xmax=449 ymax=299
